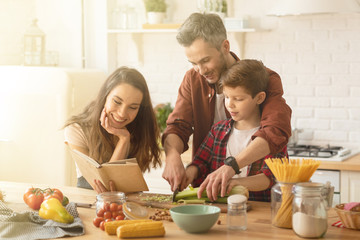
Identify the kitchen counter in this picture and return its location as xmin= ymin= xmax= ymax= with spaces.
xmin=182 ymin=149 xmax=360 ymax=172
xmin=318 ymin=153 xmax=360 ymax=171
xmin=1 ymin=181 xmax=358 ymax=239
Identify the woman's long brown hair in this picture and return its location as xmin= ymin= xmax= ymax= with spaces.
xmin=65 ymin=66 xmax=161 ymax=172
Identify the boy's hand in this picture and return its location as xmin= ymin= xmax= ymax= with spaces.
xmin=197 ymin=165 xmax=235 ymax=201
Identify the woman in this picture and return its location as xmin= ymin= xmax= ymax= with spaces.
xmin=64 ymin=66 xmax=161 ymax=193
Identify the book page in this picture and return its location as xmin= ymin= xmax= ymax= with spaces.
xmin=70 ymin=149 xmax=102 ymax=190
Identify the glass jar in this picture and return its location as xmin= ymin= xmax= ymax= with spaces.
xmin=271 ymin=181 xmax=296 ymax=229
xmin=227 ymin=194 xmax=247 ymax=230
xmin=292 ymin=182 xmax=328 ymax=238
xmin=96 ymin=192 xmax=126 ymax=218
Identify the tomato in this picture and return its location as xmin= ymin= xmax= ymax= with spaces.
xmin=97 ymin=208 xmax=105 ymax=217
xmin=110 ymin=202 xmax=118 ymax=212
xmin=112 ymin=211 xmax=120 ymax=219
xmin=115 ymin=214 xmax=125 ymax=221
xmin=117 ymin=204 xmax=123 ymax=211
xmin=104 ymin=211 xmax=112 ymax=219
xmin=99 ymin=221 xmax=105 ymax=231
xmin=103 ymin=202 xmax=110 ymax=211
xmin=93 ymin=217 xmax=104 ymax=228
xmin=23 ymin=187 xmax=44 ymax=210
xmin=43 ymin=188 xmax=63 ymax=202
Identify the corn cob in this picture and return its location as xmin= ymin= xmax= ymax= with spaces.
xmin=105 ymin=219 xmax=153 ymax=235
xmin=116 ymin=221 xmax=165 ymax=238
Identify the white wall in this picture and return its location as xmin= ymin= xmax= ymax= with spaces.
xmin=1 ymin=0 xmax=359 ymax=151
xmin=114 ymin=0 xmax=360 ymax=149
xmin=0 ymin=0 xmax=83 ymax=67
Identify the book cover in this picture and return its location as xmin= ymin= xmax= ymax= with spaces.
xmin=70 ymin=149 xmax=149 ymax=193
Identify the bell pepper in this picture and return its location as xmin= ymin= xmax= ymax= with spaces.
xmin=39 ymin=198 xmax=74 ymax=224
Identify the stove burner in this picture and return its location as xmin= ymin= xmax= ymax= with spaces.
xmin=287 ymin=144 xmax=344 ymax=158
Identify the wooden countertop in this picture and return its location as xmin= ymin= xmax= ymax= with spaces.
xmin=182 ymin=149 xmax=360 ymax=172
xmin=319 ymin=153 xmax=360 ymax=171
xmin=1 ymin=181 xmax=359 ymax=239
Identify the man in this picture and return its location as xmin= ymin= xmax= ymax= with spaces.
xmin=161 ymin=13 xmax=291 ymax=201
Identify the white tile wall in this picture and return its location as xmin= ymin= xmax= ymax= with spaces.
xmin=123 ymin=12 xmax=360 ymax=149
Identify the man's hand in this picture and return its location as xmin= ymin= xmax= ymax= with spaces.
xmin=197 ymin=165 xmax=235 ymax=201
xmin=162 ymin=153 xmax=187 ymax=192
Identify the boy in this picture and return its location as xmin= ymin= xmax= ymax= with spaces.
xmin=185 ymin=60 xmax=288 ymax=201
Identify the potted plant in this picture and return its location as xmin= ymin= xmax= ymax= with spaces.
xmin=154 ymin=103 xmax=173 ymax=134
xmin=143 ymin=0 xmax=167 ymax=24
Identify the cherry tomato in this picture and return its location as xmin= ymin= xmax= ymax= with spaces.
xmin=117 ymin=204 xmax=123 ymax=211
xmin=105 ymin=218 xmax=112 ymax=222
xmin=97 ymin=208 xmax=105 ymax=217
xmin=93 ymin=217 xmax=104 ymax=228
xmin=103 ymin=202 xmax=110 ymax=212
xmin=99 ymin=221 xmax=105 ymax=231
xmin=110 ymin=202 xmax=118 ymax=212
xmin=104 ymin=211 xmax=112 ymax=219
xmin=43 ymin=188 xmax=63 ymax=202
xmin=23 ymin=187 xmax=44 ymax=210
xmin=112 ymin=211 xmax=120 ymax=219
xmin=115 ymin=214 xmax=125 ymax=221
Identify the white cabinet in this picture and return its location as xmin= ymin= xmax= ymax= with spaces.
xmin=340 ymin=171 xmax=360 ymax=203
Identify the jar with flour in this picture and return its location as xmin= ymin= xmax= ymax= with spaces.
xmin=292 ymin=182 xmax=328 ymax=238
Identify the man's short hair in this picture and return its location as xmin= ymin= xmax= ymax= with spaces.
xmin=176 ymin=12 xmax=227 ymax=50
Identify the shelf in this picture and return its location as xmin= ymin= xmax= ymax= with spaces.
xmin=107 ymin=28 xmax=256 ymax=34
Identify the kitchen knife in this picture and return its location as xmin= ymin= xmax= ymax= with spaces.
xmin=172 ymin=188 xmax=179 ymax=202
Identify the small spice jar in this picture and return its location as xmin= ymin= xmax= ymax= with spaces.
xmin=271 ymin=181 xmax=297 ymax=229
xmin=227 ymin=194 xmax=247 ymax=230
xmin=292 ymin=182 xmax=328 ymax=238
xmin=96 ymin=192 xmax=126 ymax=219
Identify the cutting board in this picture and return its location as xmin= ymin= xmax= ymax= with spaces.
xmin=126 ymin=192 xmax=228 ymax=213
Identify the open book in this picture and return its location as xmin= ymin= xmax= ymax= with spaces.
xmin=70 ymin=149 xmax=148 ymax=193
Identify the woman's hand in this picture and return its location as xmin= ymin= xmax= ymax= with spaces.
xmin=93 ymin=179 xmax=117 ymax=193
xmin=100 ymin=108 xmax=130 ymax=140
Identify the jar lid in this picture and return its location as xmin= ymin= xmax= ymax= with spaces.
xmin=96 ymin=191 xmax=126 ymax=201
xmin=294 ymin=182 xmax=324 ymax=193
xmin=227 ymin=194 xmax=247 ymax=204
xmin=122 ymin=202 xmax=149 ymax=220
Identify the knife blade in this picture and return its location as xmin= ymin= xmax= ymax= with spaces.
xmin=172 ymin=188 xmax=179 ymax=202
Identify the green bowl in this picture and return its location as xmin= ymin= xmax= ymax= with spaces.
xmin=170 ymin=205 xmax=220 ymax=233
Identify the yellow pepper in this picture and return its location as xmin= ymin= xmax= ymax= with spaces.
xmin=39 ymin=198 xmax=74 ymax=224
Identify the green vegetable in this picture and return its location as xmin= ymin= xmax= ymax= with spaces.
xmin=174 ymin=185 xmax=248 ymax=203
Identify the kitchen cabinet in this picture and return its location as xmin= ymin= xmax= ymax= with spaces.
xmin=340 ymin=170 xmax=360 ymax=203
xmin=85 ymin=0 xmax=256 ymax=73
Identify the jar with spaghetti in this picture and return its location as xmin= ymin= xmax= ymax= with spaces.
xmin=265 ymin=157 xmax=321 ymax=229
xmin=271 ymin=181 xmax=297 ymax=228
xmin=292 ymin=182 xmax=328 ymax=238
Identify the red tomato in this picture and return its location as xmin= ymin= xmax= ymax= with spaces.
xmin=105 ymin=218 xmax=112 ymax=222
xmin=115 ymin=214 xmax=125 ymax=221
xmin=43 ymin=188 xmax=63 ymax=202
xmin=110 ymin=202 xmax=118 ymax=212
xmin=117 ymin=204 xmax=123 ymax=211
xmin=104 ymin=211 xmax=112 ymax=219
xmin=99 ymin=221 xmax=105 ymax=231
xmin=23 ymin=187 xmax=44 ymax=210
xmin=112 ymin=211 xmax=119 ymax=219
xmin=93 ymin=217 xmax=104 ymax=228
xmin=97 ymin=208 xmax=105 ymax=217
xmin=103 ymin=202 xmax=110 ymax=211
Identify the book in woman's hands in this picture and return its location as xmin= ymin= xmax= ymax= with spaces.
xmin=70 ymin=149 xmax=148 ymax=192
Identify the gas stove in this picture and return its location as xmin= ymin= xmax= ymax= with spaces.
xmin=287 ymin=144 xmax=359 ymax=162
